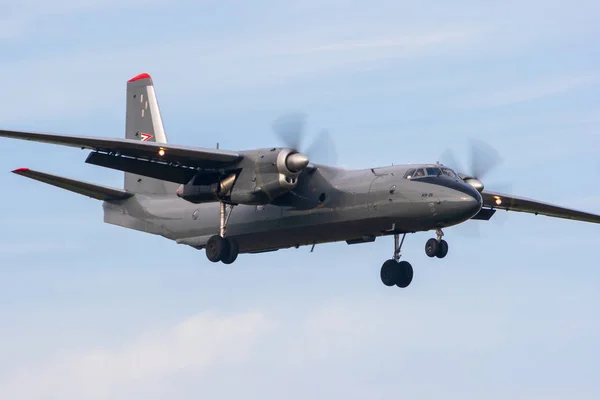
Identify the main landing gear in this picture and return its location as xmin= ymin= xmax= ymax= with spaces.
xmin=205 ymin=202 xmax=239 ymax=264
xmin=380 ymin=228 xmax=450 ymax=288
xmin=380 ymin=233 xmax=414 ymax=288
xmin=425 ymin=228 xmax=448 ymax=259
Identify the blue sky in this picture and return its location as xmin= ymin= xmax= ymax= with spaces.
xmin=1 ymin=0 xmax=599 ymax=398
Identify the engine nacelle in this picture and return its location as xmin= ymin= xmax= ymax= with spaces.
xmin=229 ymin=148 xmax=309 ymax=205
xmin=176 ymin=173 xmax=236 ymax=204
xmin=460 ymin=174 xmax=484 ymax=192
xmin=176 ymin=148 xmax=310 ymax=206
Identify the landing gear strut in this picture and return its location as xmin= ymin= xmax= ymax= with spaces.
xmin=425 ymin=228 xmax=448 ymax=258
xmin=205 ymin=202 xmax=239 ymax=264
xmin=380 ymin=233 xmax=414 ymax=288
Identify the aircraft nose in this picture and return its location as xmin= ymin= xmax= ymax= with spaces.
xmin=441 ymin=184 xmax=483 ymax=223
xmin=467 ymin=193 xmax=483 ymax=214
xmin=461 ymin=187 xmax=483 ymax=218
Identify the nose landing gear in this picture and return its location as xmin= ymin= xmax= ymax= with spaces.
xmin=380 ymin=233 xmax=414 ymax=288
xmin=425 ymin=228 xmax=448 ymax=258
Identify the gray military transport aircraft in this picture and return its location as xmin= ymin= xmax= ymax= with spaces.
xmin=2 ymin=72 xmax=600 ymax=289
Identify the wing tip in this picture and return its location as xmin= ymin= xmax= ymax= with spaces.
xmin=12 ymin=167 xmax=30 ymax=174
xmin=127 ymin=72 xmax=152 ymax=83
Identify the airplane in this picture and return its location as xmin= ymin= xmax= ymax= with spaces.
xmin=2 ymin=72 xmax=599 ymax=289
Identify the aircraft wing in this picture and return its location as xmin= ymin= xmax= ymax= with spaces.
xmin=481 ymin=190 xmax=600 ymax=224
xmin=0 ymin=129 xmax=241 ymax=174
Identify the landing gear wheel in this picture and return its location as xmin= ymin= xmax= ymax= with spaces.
xmin=380 ymin=233 xmax=414 ymax=288
xmin=380 ymin=259 xmax=398 ymax=287
xmin=206 ymin=201 xmax=239 ymax=263
xmin=380 ymin=259 xmax=414 ymax=288
xmin=436 ymin=240 xmax=448 ymax=259
xmin=206 ymin=235 xmax=228 ymax=262
xmin=395 ymin=261 xmax=413 ymax=288
xmin=221 ymin=238 xmax=239 ymax=264
xmin=425 ymin=238 xmax=439 ymax=258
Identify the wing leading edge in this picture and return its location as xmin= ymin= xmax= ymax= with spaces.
xmin=481 ymin=190 xmax=600 ymax=224
xmin=0 ymin=129 xmax=241 ymax=168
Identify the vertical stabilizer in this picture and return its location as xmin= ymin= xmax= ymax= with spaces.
xmin=125 ymin=73 xmax=178 ymax=195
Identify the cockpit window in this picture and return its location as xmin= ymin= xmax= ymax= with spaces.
xmin=404 ymin=167 xmax=457 ymax=179
xmin=410 ymin=167 xmax=440 ymax=178
xmin=406 ymin=166 xmax=456 ymax=179
xmin=441 ymin=168 xmax=457 ymax=178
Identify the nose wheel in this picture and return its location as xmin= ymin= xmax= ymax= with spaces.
xmin=205 ymin=202 xmax=239 ymax=264
xmin=425 ymin=228 xmax=448 ymax=258
xmin=380 ymin=233 xmax=414 ymax=288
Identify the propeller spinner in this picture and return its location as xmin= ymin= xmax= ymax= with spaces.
xmin=285 ymin=152 xmax=310 ymax=172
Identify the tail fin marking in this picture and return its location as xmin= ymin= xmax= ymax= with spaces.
xmin=125 ymin=73 xmax=178 ymax=195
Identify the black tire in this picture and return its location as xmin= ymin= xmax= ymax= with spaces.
xmin=436 ymin=240 xmax=448 ymax=258
xmin=425 ymin=238 xmax=439 ymax=258
xmin=380 ymin=259 xmax=398 ymax=286
xmin=395 ymin=261 xmax=413 ymax=288
xmin=206 ymin=235 xmax=227 ymax=262
xmin=221 ymin=238 xmax=239 ymax=264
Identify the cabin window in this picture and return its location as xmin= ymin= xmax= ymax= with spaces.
xmin=404 ymin=169 xmax=416 ymax=179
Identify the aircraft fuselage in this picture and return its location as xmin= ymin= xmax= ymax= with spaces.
xmin=103 ymin=164 xmax=483 ymax=253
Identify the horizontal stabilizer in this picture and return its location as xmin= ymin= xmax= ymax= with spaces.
xmin=12 ymin=168 xmax=134 ymax=201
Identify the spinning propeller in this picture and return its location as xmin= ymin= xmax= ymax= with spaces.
xmin=439 ymin=138 xmax=505 ymax=193
xmin=272 ymin=112 xmax=338 ymax=167
xmin=439 ymin=138 xmax=512 ymax=236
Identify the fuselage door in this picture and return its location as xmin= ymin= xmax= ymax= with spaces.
xmin=368 ymin=170 xmax=395 ymax=212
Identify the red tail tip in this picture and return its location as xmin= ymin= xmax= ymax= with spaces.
xmin=12 ymin=168 xmax=30 ymax=173
xmin=127 ymin=72 xmax=151 ymax=82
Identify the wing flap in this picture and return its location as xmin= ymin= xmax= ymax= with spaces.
xmin=0 ymin=129 xmax=241 ymax=168
xmin=482 ymin=190 xmax=600 ymax=224
xmin=12 ymin=168 xmax=134 ymax=201
xmin=85 ymin=152 xmax=198 ymax=184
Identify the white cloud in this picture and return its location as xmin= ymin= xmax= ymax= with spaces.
xmin=0 ymin=310 xmax=271 ymax=399
xmin=1 ymin=286 xmax=599 ymax=399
